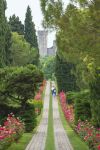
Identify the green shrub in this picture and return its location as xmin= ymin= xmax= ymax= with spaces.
xmin=29 ymin=99 xmax=43 ymax=115
xmin=55 ymin=55 xmax=78 ymax=92
xmin=20 ymin=103 xmax=36 ymax=132
xmin=68 ymin=90 xmax=91 ymax=124
xmin=0 ymin=103 xmax=37 ymax=132
xmin=0 ymin=64 xmax=43 ymax=108
xmin=90 ymin=68 xmax=100 ymax=127
xmin=75 ymin=99 xmax=91 ymax=124
xmin=32 ymin=100 xmax=43 ymax=109
xmin=66 ymin=91 xmax=76 ymax=104
xmin=0 ymin=104 xmax=20 ymax=125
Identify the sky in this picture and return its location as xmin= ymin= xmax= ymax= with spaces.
xmin=6 ymin=0 xmax=70 ymax=47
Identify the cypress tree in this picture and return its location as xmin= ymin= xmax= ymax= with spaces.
xmin=32 ymin=22 xmax=38 ymax=49
xmin=24 ymin=6 xmax=39 ymax=66
xmin=24 ymin=6 xmax=38 ymax=49
xmin=5 ymin=23 xmax=12 ymax=65
xmin=0 ymin=0 xmax=11 ymax=67
xmin=0 ymin=0 xmax=6 ymax=67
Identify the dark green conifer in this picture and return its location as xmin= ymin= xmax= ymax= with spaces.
xmin=9 ymin=14 xmax=24 ymax=35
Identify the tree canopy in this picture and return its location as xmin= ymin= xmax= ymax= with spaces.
xmin=9 ymin=14 xmax=24 ymax=35
xmin=0 ymin=64 xmax=43 ymax=107
xmin=10 ymin=32 xmax=39 ymax=66
xmin=40 ymin=0 xmax=100 ymax=126
xmin=24 ymin=6 xmax=38 ymax=49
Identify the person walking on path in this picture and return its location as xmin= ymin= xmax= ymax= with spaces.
xmin=53 ymin=87 xmax=56 ymax=97
xmin=51 ymin=85 xmax=56 ymax=97
xmin=51 ymin=85 xmax=54 ymax=95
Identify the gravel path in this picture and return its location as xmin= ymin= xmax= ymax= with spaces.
xmin=25 ymin=81 xmax=50 ymax=150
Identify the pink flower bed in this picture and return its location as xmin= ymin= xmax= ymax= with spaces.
xmin=0 ymin=113 xmax=24 ymax=149
xmin=59 ymin=91 xmax=74 ymax=123
xmin=34 ymin=80 xmax=46 ymax=100
xmin=59 ymin=91 xmax=100 ymax=150
xmin=76 ymin=120 xmax=100 ymax=150
xmin=34 ymin=80 xmax=46 ymax=114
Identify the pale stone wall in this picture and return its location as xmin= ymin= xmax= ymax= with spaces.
xmin=38 ymin=30 xmax=48 ymax=57
xmin=47 ymin=40 xmax=57 ymax=56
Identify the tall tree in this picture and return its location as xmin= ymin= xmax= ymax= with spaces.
xmin=32 ymin=22 xmax=38 ymax=49
xmin=5 ymin=24 xmax=12 ymax=65
xmin=24 ymin=6 xmax=38 ymax=49
xmin=0 ymin=0 xmax=12 ymax=67
xmin=24 ymin=6 xmax=39 ymax=65
xmin=0 ymin=0 xmax=6 ymax=67
xmin=9 ymin=14 xmax=24 ymax=35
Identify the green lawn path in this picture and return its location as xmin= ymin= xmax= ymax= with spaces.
xmin=45 ymin=83 xmax=55 ymax=150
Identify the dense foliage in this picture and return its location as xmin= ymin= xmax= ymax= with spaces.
xmin=9 ymin=14 xmax=24 ymax=35
xmin=0 ymin=0 xmax=12 ymax=67
xmin=40 ymin=0 xmax=100 ymax=128
xmin=24 ymin=6 xmax=38 ymax=49
xmin=24 ymin=6 xmax=39 ymax=65
xmin=40 ymin=56 xmax=56 ymax=79
xmin=0 ymin=64 xmax=43 ymax=107
xmin=0 ymin=1 xmax=43 ymax=148
xmin=55 ymin=54 xmax=78 ymax=92
xmin=10 ymin=32 xmax=39 ymax=66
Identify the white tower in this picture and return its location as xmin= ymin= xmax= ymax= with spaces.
xmin=38 ymin=30 xmax=48 ymax=57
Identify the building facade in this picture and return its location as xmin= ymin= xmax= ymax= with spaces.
xmin=47 ymin=40 xmax=57 ymax=56
xmin=37 ymin=30 xmax=48 ymax=57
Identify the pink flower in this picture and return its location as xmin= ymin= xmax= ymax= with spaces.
xmin=0 ymin=135 xmax=5 ymax=140
xmin=97 ymin=145 xmax=100 ymax=150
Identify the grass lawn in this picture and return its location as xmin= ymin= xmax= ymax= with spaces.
xmin=45 ymin=84 xmax=55 ymax=150
xmin=7 ymin=132 xmax=33 ymax=150
xmin=58 ymin=97 xmax=89 ymax=150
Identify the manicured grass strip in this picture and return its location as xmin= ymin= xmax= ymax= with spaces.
xmin=58 ymin=98 xmax=89 ymax=150
xmin=45 ymin=87 xmax=55 ymax=150
xmin=7 ymin=133 xmax=33 ymax=150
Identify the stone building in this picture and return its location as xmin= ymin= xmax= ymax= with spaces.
xmin=37 ymin=30 xmax=48 ymax=57
xmin=47 ymin=40 xmax=57 ymax=56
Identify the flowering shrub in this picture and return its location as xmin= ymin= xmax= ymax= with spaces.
xmin=59 ymin=91 xmax=74 ymax=123
xmin=29 ymin=80 xmax=46 ymax=115
xmin=34 ymin=80 xmax=46 ymax=100
xmin=34 ymin=92 xmax=42 ymax=100
xmin=76 ymin=120 xmax=100 ymax=150
xmin=32 ymin=100 xmax=43 ymax=115
xmin=0 ymin=113 xmax=24 ymax=149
